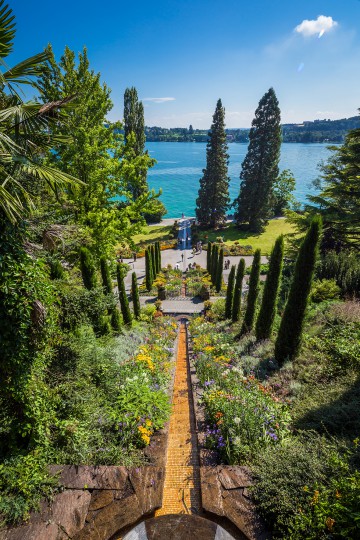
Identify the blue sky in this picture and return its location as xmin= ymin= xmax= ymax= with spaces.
xmin=10 ymin=0 xmax=360 ymax=128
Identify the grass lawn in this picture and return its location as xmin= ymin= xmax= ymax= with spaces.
xmin=200 ymin=218 xmax=297 ymax=254
xmin=132 ymin=224 xmax=172 ymax=245
xmin=132 ymin=218 xmax=298 ymax=255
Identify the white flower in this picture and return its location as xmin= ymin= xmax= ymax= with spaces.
xmin=234 ymin=417 xmax=241 ymax=424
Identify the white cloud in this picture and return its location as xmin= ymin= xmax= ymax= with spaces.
xmin=295 ymin=15 xmax=338 ymax=38
xmin=142 ymin=97 xmax=176 ymax=103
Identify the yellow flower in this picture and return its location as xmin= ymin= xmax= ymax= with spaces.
xmin=311 ymin=490 xmax=320 ymax=505
xmin=325 ymin=517 xmax=335 ymax=532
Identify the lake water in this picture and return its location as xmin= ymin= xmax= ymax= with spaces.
xmin=146 ymin=142 xmax=334 ymax=219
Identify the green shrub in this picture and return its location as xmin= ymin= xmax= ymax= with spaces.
xmin=317 ymin=250 xmax=360 ymax=298
xmin=252 ymin=433 xmax=344 ymax=539
xmin=48 ymin=258 xmax=64 ymax=280
xmin=311 ymin=279 xmax=340 ymax=303
xmin=58 ymin=284 xmax=114 ymax=330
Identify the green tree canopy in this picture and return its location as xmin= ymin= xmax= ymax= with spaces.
xmin=38 ymin=47 xmax=157 ymax=256
xmin=234 ymin=88 xmax=282 ymax=232
xmin=272 ymin=169 xmax=297 ymax=216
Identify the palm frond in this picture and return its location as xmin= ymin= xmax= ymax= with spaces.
xmin=0 ymin=1 xmax=15 ymax=60
xmin=2 ymin=51 xmax=49 ymax=85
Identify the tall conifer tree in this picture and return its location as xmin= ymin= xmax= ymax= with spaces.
xmin=255 ymin=236 xmax=284 ymax=340
xmin=100 ymin=256 xmax=112 ymax=294
xmin=241 ymin=249 xmax=261 ymax=334
xmin=216 ymin=248 xmax=224 ymax=293
xmin=234 ymin=88 xmax=281 ymax=232
xmin=145 ymin=248 xmax=152 ymax=291
xmin=232 ymin=258 xmax=245 ymax=323
xmin=225 ymin=265 xmax=236 ymax=319
xmin=207 ymin=242 xmax=211 ymax=272
xmin=196 ymin=99 xmax=230 ymax=228
xmin=79 ymin=247 xmax=97 ymax=290
xmin=151 ymin=244 xmax=156 ymax=279
xmin=117 ymin=264 xmax=132 ymax=326
xmin=275 ymin=217 xmax=322 ymax=364
xmin=131 ymin=272 xmax=141 ymax=319
xmin=212 ymin=244 xmax=219 ymax=285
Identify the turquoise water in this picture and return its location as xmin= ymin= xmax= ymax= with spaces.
xmin=146 ymin=142 xmax=334 ymax=219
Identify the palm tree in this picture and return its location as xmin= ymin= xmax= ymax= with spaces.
xmin=0 ymin=0 xmax=80 ymax=224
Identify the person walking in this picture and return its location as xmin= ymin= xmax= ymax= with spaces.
xmin=181 ymin=253 xmax=184 ymax=262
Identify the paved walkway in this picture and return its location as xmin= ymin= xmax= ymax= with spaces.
xmin=123 ymin=249 xmax=266 ymax=293
xmin=155 ymin=322 xmax=201 ymax=515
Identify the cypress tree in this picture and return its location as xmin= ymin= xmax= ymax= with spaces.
xmin=207 ymin=242 xmax=211 ymax=272
xmin=256 ymin=235 xmax=284 ymax=341
xmin=225 ymin=265 xmax=236 ymax=319
xmin=241 ymin=249 xmax=261 ymax=334
xmin=196 ymin=99 xmax=230 ymax=228
xmin=216 ymin=248 xmax=224 ymax=293
xmin=145 ymin=248 xmax=152 ymax=291
xmin=156 ymin=241 xmax=161 ymax=272
xmin=100 ymin=256 xmax=112 ymax=294
xmin=158 ymin=241 xmax=162 ymax=272
xmin=117 ymin=263 xmax=132 ymax=326
xmin=151 ymin=244 xmax=156 ymax=279
xmin=211 ymin=244 xmax=219 ymax=285
xmin=131 ymin=271 xmax=141 ymax=319
xmin=110 ymin=308 xmax=122 ymax=332
xmin=79 ymin=247 xmax=97 ymax=290
xmin=275 ymin=217 xmax=322 ymax=364
xmin=234 ymin=88 xmax=281 ymax=232
xmin=232 ymin=258 xmax=246 ymax=322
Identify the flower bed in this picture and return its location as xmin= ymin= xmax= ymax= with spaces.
xmin=115 ymin=317 xmax=178 ymax=447
xmin=185 ymin=267 xmax=211 ymax=298
xmin=189 ymin=318 xmax=291 ymax=463
xmin=203 ymin=243 xmax=254 ymax=256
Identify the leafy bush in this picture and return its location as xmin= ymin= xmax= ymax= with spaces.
xmin=253 ymin=434 xmax=360 ymax=539
xmin=311 ymin=279 xmax=340 ymax=303
xmin=317 ymin=250 xmax=360 ymax=298
xmin=0 ymin=318 xmax=177 ymax=524
xmin=57 ymin=283 xmax=115 ymax=330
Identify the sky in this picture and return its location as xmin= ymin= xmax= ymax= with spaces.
xmin=10 ymin=0 xmax=360 ymax=128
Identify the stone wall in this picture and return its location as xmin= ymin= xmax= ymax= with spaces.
xmin=0 ymin=466 xmax=164 ymax=540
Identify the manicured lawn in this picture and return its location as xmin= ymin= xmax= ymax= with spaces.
xmin=132 ymin=219 xmax=298 ymax=255
xmin=199 ymin=218 xmax=297 ymax=254
xmin=132 ymin=225 xmax=172 ymax=245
